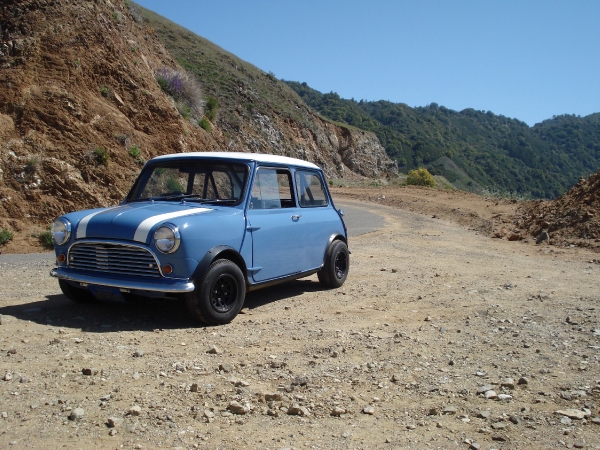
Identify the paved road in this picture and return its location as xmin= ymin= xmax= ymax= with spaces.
xmin=335 ymin=199 xmax=384 ymax=237
xmin=0 ymin=200 xmax=384 ymax=264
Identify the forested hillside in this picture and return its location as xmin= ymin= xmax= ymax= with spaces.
xmin=286 ymin=82 xmax=600 ymax=198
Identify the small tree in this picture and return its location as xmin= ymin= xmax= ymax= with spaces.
xmin=406 ymin=167 xmax=436 ymax=187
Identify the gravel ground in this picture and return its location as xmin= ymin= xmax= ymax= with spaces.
xmin=0 ymin=198 xmax=599 ymax=449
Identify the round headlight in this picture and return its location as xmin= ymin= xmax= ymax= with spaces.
xmin=51 ymin=218 xmax=71 ymax=245
xmin=154 ymin=224 xmax=180 ymax=254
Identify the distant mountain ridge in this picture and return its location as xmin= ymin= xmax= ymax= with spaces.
xmin=286 ymin=81 xmax=600 ymax=198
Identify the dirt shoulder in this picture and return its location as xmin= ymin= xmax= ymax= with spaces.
xmin=0 ymin=196 xmax=599 ymax=449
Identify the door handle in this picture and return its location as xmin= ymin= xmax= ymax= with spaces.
xmin=291 ymin=214 xmax=301 ymax=220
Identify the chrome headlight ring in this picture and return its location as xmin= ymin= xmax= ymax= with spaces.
xmin=51 ymin=218 xmax=72 ymax=245
xmin=153 ymin=223 xmax=181 ymax=254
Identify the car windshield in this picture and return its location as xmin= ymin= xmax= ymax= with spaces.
xmin=127 ymin=160 xmax=249 ymax=205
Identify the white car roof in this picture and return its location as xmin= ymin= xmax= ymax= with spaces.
xmin=152 ymin=152 xmax=320 ymax=170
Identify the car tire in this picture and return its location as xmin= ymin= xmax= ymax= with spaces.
xmin=318 ymin=240 xmax=349 ymax=288
xmin=185 ymin=259 xmax=246 ymax=325
xmin=58 ymin=279 xmax=97 ymax=303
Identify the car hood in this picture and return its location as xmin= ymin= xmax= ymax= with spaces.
xmin=71 ymin=202 xmax=215 ymax=243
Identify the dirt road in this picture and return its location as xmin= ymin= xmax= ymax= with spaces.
xmin=0 ymin=197 xmax=599 ymax=449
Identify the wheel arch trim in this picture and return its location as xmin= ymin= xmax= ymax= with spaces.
xmin=190 ymin=245 xmax=248 ymax=285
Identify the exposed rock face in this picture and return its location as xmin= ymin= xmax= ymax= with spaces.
xmin=0 ymin=0 xmax=396 ymax=247
xmin=223 ymin=112 xmax=395 ymax=179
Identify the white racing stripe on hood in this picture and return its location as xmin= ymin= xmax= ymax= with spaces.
xmin=76 ymin=209 xmax=116 ymax=239
xmin=134 ymin=208 xmax=212 ymax=243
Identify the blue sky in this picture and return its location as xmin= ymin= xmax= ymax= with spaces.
xmin=134 ymin=0 xmax=599 ymax=126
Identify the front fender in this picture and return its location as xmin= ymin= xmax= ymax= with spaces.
xmin=190 ymin=245 xmax=249 ymax=286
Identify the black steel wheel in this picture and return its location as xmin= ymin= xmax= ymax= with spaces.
xmin=318 ymin=240 xmax=349 ymax=288
xmin=185 ymin=259 xmax=246 ymax=325
xmin=210 ymin=273 xmax=238 ymax=313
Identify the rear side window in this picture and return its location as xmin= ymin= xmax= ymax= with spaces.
xmin=295 ymin=170 xmax=328 ymax=207
xmin=250 ymin=168 xmax=296 ymax=209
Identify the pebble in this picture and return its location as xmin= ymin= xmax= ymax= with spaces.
xmin=287 ymin=404 xmax=310 ymax=416
xmin=108 ymin=429 xmax=117 ymax=436
xmin=3 ymin=373 xmax=12 ymax=381
xmin=518 ymin=376 xmax=529 ymax=385
xmin=509 ymin=415 xmax=521 ymax=425
xmin=491 ymin=422 xmax=508 ymax=430
xmin=133 ymin=350 xmax=145 ymax=357
xmin=206 ymin=346 xmax=222 ymax=355
xmin=484 ymin=390 xmax=498 ymax=399
xmin=478 ymin=384 xmax=495 ymax=394
xmin=190 ymin=383 xmax=199 ymax=392
xmin=265 ymin=393 xmax=283 ymax=402
xmin=427 ymin=407 xmax=439 ymax=416
xmin=497 ymin=394 xmax=512 ymax=401
xmin=442 ymin=406 xmax=458 ymax=415
xmin=228 ymin=401 xmax=249 ymax=415
xmin=129 ymin=405 xmax=141 ymax=416
xmin=555 ymin=409 xmax=586 ymax=420
xmin=478 ymin=410 xmax=491 ymax=419
xmin=362 ymin=406 xmax=375 ymax=415
xmin=501 ymin=378 xmax=515 ymax=389
xmin=219 ymin=363 xmax=234 ymax=373
xmin=331 ymin=407 xmax=346 ymax=416
xmin=81 ymin=368 xmax=98 ymax=376
xmin=69 ymin=408 xmax=84 ymax=421
xmin=107 ymin=417 xmax=123 ymax=428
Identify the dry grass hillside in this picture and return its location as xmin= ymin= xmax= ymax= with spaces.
xmin=0 ymin=0 xmax=396 ymax=253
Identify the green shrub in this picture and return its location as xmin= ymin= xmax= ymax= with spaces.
xmin=94 ymin=147 xmax=110 ymax=166
xmin=0 ymin=228 xmax=13 ymax=245
xmin=406 ymin=167 xmax=436 ymax=187
xmin=199 ymin=117 xmax=211 ymax=132
xmin=99 ymin=85 xmax=113 ymax=98
xmin=205 ymin=96 xmax=218 ymax=121
xmin=166 ymin=177 xmax=183 ymax=192
xmin=128 ymin=145 xmax=141 ymax=158
xmin=25 ymin=157 xmax=39 ymax=174
xmin=38 ymin=230 xmax=54 ymax=249
xmin=175 ymin=102 xmax=192 ymax=120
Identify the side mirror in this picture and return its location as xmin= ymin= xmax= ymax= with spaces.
xmin=338 ymin=209 xmax=345 ymax=217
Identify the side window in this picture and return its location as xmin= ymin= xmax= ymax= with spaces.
xmin=295 ymin=170 xmax=328 ymax=207
xmin=250 ymin=168 xmax=296 ymax=209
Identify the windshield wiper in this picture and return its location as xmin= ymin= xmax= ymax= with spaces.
xmin=188 ymin=198 xmax=238 ymax=204
xmin=147 ymin=193 xmax=204 ymax=201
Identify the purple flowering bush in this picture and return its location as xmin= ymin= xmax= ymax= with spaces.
xmin=155 ymin=68 xmax=204 ymax=122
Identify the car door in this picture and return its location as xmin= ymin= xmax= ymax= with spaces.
xmin=246 ymin=167 xmax=306 ymax=282
xmin=294 ymin=169 xmax=344 ymax=269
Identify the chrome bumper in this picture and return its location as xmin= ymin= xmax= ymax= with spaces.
xmin=50 ymin=268 xmax=195 ymax=293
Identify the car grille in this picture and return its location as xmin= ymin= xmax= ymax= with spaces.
xmin=68 ymin=242 xmax=161 ymax=278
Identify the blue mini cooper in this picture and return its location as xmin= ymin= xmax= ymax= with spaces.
xmin=50 ymin=152 xmax=349 ymax=324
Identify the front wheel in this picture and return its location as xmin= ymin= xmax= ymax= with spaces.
xmin=318 ymin=240 xmax=349 ymax=288
xmin=185 ymin=259 xmax=246 ymax=325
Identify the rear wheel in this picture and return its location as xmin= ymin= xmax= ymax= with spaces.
xmin=318 ymin=240 xmax=349 ymax=288
xmin=185 ymin=259 xmax=246 ymax=325
xmin=58 ymin=279 xmax=97 ymax=303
